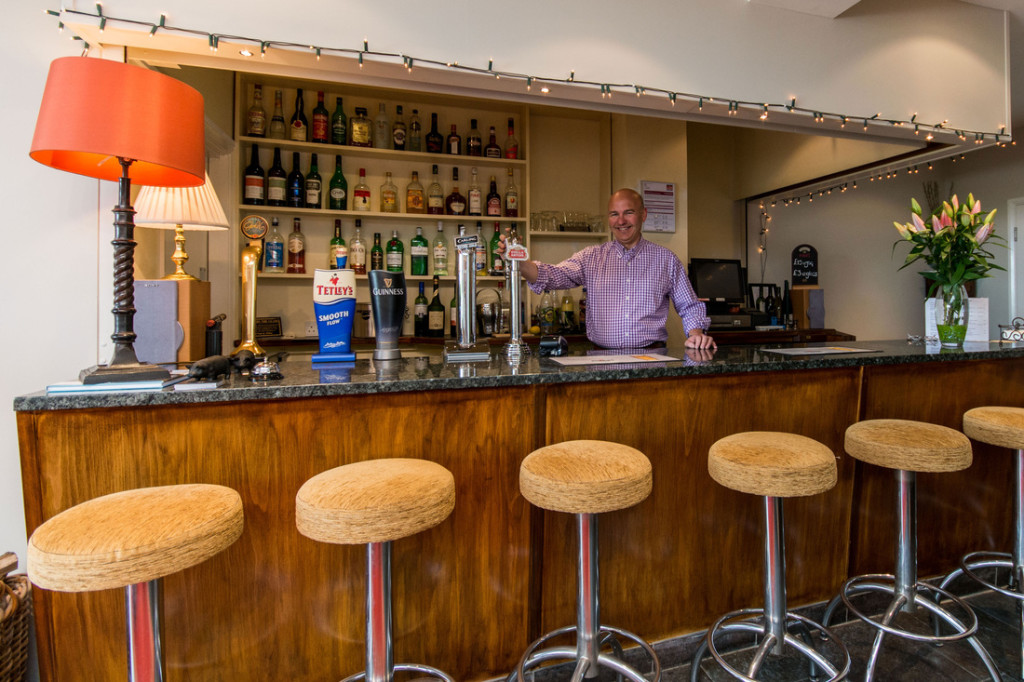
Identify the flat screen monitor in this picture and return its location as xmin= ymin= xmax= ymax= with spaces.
xmin=688 ymin=258 xmax=746 ymax=304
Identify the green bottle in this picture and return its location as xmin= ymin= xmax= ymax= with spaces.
xmin=331 ymin=97 xmax=347 ymax=145
xmin=410 ymin=226 xmax=429 ymax=275
xmin=489 ymin=222 xmax=505 ymax=276
xmin=329 ymin=219 xmax=347 ymax=269
xmin=414 ymin=281 xmax=429 ymax=336
xmin=449 ymin=291 xmax=457 ymax=338
xmin=370 ymin=232 xmax=384 ymax=270
xmin=386 ymin=230 xmax=404 ymax=272
xmin=328 ymin=155 xmax=347 ymax=210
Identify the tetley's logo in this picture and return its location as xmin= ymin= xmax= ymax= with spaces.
xmin=316 ymin=274 xmax=354 ymax=297
xmin=313 ymin=268 xmax=356 ymax=304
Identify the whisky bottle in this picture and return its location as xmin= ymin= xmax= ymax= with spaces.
xmin=474 ymin=222 xmax=487 ymax=272
xmin=269 ymin=89 xmax=286 ymax=140
xmin=484 ymin=126 xmax=501 ymax=158
xmin=410 ymin=226 xmax=429 ymax=275
xmin=243 ymin=143 xmax=265 ymax=205
xmin=247 ymin=84 xmax=266 ymax=137
xmin=406 ymin=171 xmax=426 ymax=214
xmin=350 ymin=221 xmax=366 ymax=274
xmin=427 ymin=275 xmax=445 ymax=337
xmin=447 ymin=124 xmax=462 ymax=155
xmin=265 ymin=218 xmax=285 ymax=273
xmin=392 ymin=105 xmax=407 ymax=150
xmin=353 ymin=168 xmax=371 ymax=211
xmin=467 ymin=167 xmax=482 ymax=216
xmin=408 ymin=109 xmax=423 ymax=151
xmin=266 ymin=147 xmax=287 ymax=206
xmin=287 ymin=218 xmax=306 ymax=273
xmin=370 ymin=232 xmax=384 ymax=270
xmin=329 ymin=219 xmax=347 ymax=269
xmin=379 ymin=171 xmax=399 ymax=213
xmin=504 ymin=117 xmax=519 ymax=159
xmin=486 ymin=175 xmax=501 ymax=217
xmin=286 ymin=151 xmax=305 ymax=207
xmin=328 ymin=155 xmax=347 ymax=210
xmin=374 ymin=103 xmax=391 ymax=150
xmin=432 ymin=222 xmax=448 ymax=275
xmin=385 ymin=230 xmax=404 ymax=272
xmin=489 ymin=222 xmax=505 ymax=276
xmin=504 ymin=168 xmax=519 ymax=217
xmin=311 ymin=91 xmax=329 ymax=143
xmin=414 ymin=281 xmax=429 ymax=336
xmin=349 ymin=107 xmax=372 ymax=147
xmin=445 ymin=168 xmax=467 ymax=215
xmin=427 ymin=164 xmax=444 ymax=215
xmin=304 ymin=153 xmax=322 ymax=209
xmin=289 ymin=89 xmax=308 ymax=142
xmin=425 ymin=113 xmax=444 ymax=153
xmin=449 ymin=291 xmax=458 ymax=338
xmin=466 ymin=118 xmax=482 ymax=156
xmin=331 ymin=97 xmax=347 ymax=145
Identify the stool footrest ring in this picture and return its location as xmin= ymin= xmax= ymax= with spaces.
xmin=952 ymin=551 xmax=1024 ymax=602
xmin=341 ymin=662 xmax=455 ymax=682
xmin=510 ymin=624 xmax=660 ymax=682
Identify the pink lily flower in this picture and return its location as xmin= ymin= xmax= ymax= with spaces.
xmin=931 ymin=215 xmax=943 ymax=233
xmin=976 ymin=223 xmax=993 ymax=243
xmin=951 ymin=195 xmax=960 ymax=211
xmin=911 ymin=213 xmax=926 ymax=233
xmin=940 ymin=212 xmax=953 ymax=229
xmin=971 ymin=200 xmax=981 ymax=215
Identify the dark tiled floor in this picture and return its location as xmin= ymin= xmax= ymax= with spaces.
xmin=507 ymin=586 xmax=1023 ymax=681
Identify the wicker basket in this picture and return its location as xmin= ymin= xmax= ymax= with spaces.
xmin=0 ymin=552 xmax=32 ymax=682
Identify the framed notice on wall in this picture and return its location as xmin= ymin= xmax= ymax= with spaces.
xmin=640 ymin=181 xmax=676 ymax=233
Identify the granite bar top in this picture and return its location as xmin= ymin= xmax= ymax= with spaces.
xmin=14 ymin=340 xmax=1024 ymax=412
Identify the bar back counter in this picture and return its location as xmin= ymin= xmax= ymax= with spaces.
xmin=14 ymin=341 xmax=1024 ymax=681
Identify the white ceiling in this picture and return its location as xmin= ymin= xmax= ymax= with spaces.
xmin=745 ymin=0 xmax=862 ymax=18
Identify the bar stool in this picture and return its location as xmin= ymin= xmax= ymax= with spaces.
xmin=509 ymin=439 xmax=660 ymax=682
xmin=935 ymin=406 xmax=1024 ymax=677
xmin=821 ymin=419 xmax=1001 ymax=681
xmin=691 ymin=432 xmax=851 ymax=682
xmin=27 ymin=484 xmax=244 ymax=681
xmin=295 ymin=458 xmax=455 ymax=682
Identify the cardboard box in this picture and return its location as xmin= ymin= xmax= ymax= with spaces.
xmin=176 ymin=279 xmax=210 ymax=363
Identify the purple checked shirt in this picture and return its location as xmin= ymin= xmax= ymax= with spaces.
xmin=529 ymin=238 xmax=710 ymax=349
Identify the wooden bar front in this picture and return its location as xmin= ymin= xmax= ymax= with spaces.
xmin=16 ymin=354 xmax=1024 ymax=681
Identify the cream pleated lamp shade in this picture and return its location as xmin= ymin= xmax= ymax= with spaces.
xmin=135 ymin=172 xmax=229 ymax=231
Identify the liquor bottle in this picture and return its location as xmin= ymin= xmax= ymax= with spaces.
xmin=329 ymin=219 xmax=347 ymax=269
xmin=414 ymin=281 xmax=429 ymax=336
xmin=427 ymin=165 xmax=444 ymax=215
xmin=286 ymin=151 xmax=305 ymax=207
xmin=350 ymin=107 xmax=372 ymax=147
xmin=474 ymin=222 xmax=487 ymax=272
xmin=370 ymin=232 xmax=384 ymax=270
xmin=427 ymin=275 xmax=445 ymax=338
xmin=289 ymin=89 xmax=308 ymax=142
xmin=328 ymin=155 xmax=347 ymax=210
xmin=243 ymin=143 xmax=265 ymax=205
xmin=467 ymin=168 xmax=482 ymax=216
xmin=486 ymin=175 xmax=501 ymax=217
xmin=579 ymin=287 xmax=588 ymax=334
xmin=764 ymin=288 xmax=777 ymax=322
xmin=445 ymin=168 xmax=466 ymax=215
xmin=386 ymin=230 xmax=404 ymax=272
xmin=466 ymin=119 xmax=482 ymax=156
xmin=374 ymin=103 xmax=391 ymax=150
xmin=305 ymin=153 xmax=322 ymax=209
xmin=449 ymin=291 xmax=458 ymax=338
xmin=447 ymin=124 xmax=462 ymax=155
xmin=392 ymin=105 xmax=407 ymax=150
xmin=265 ymin=218 xmax=285 ymax=273
xmin=269 ymin=89 xmax=287 ymax=139
xmin=782 ymin=280 xmax=794 ymax=329
xmin=247 ymin=84 xmax=266 ymax=137
xmin=432 ymin=222 xmax=448 ymax=275
xmin=353 ymin=168 xmax=371 ymax=211
xmin=538 ymin=290 xmax=555 ymax=334
xmin=425 ymin=113 xmax=443 ymax=153
xmin=350 ymin=221 xmax=366 ymax=274
xmin=410 ymin=226 xmax=429 ymax=275
xmin=489 ymin=222 xmax=505 ymax=276
xmin=408 ymin=109 xmax=422 ymax=151
xmin=379 ymin=171 xmax=399 ymax=213
xmin=406 ymin=171 xmax=426 ymax=214
xmin=266 ymin=147 xmax=287 ymax=206
xmin=504 ymin=168 xmax=519 ymax=217
xmin=331 ymin=97 xmax=347 ymax=145
xmin=504 ymin=117 xmax=519 ymax=159
xmin=311 ymin=91 xmax=329 ymax=143
xmin=287 ymin=217 xmax=306 ymax=273
xmin=560 ymin=291 xmax=577 ymax=333
xmin=484 ymin=126 xmax=501 ymax=158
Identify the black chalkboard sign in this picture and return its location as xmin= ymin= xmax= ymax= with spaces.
xmin=791 ymin=245 xmax=818 ymax=285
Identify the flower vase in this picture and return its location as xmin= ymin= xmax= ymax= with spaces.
xmin=934 ymin=283 xmax=969 ymax=348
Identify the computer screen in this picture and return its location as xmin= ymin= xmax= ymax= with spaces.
xmin=688 ymin=258 xmax=746 ymax=303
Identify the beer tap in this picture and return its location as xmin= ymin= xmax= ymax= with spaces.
xmin=443 ymin=225 xmax=490 ymax=362
xmin=503 ymin=225 xmax=531 ymax=361
xmin=235 ymin=216 xmax=268 ymax=358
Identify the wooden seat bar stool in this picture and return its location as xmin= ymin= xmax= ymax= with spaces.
xmin=508 ymin=440 xmax=661 ymax=682
xmin=295 ymin=458 xmax=456 ymax=682
xmin=27 ymin=484 xmax=244 ymax=681
xmin=691 ymin=432 xmax=851 ymax=682
xmin=821 ymin=419 xmax=1001 ymax=681
xmin=935 ymin=406 xmax=1024 ymax=677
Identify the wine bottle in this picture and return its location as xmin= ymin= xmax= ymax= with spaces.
xmin=269 ymin=89 xmax=286 ymax=139
xmin=428 ymin=275 xmax=445 ymax=338
xmin=504 ymin=168 xmax=519 ymax=217
xmin=289 ymin=88 xmax=308 ymax=141
xmin=247 ymin=84 xmax=266 ymax=137
xmin=425 ymin=112 xmax=443 ymax=153
xmin=433 ymin=222 xmax=448 ymax=275
xmin=445 ymin=168 xmax=466 ymax=215
xmin=467 ymin=167 xmax=482 ymax=216
xmin=408 ymin=109 xmax=422 ymax=151
xmin=287 ymin=218 xmax=306 ymax=273
xmin=447 ymin=124 xmax=462 ymax=155
xmin=286 ymin=151 xmax=305 ymax=207
xmin=265 ymin=218 xmax=285 ymax=272
xmin=266 ymin=147 xmax=287 ymax=206
xmin=379 ymin=171 xmax=399 ymax=213
xmin=329 ymin=219 xmax=347 ymax=269
xmin=484 ymin=126 xmax=501 ymax=158
xmin=386 ymin=230 xmax=404 ymax=272
xmin=392 ymin=105 xmax=407 ymax=150
xmin=311 ymin=91 xmax=329 ymax=143
xmin=331 ymin=97 xmax=347 ymax=145
xmin=349 ymin=107 xmax=372 ymax=147
xmin=406 ymin=171 xmax=426 ymax=214
xmin=466 ymin=118 xmax=482 ymax=156
xmin=370 ymin=232 xmax=384 ymax=270
xmin=486 ymin=175 xmax=501 ymax=217
xmin=474 ymin=222 xmax=487 ymax=272
xmin=304 ymin=153 xmax=321 ymax=209
xmin=427 ymin=164 xmax=444 ymax=215
xmin=449 ymin=291 xmax=458 ymax=338
xmin=489 ymin=222 xmax=505 ymax=276
xmin=410 ymin=226 xmax=429 ymax=275
xmin=579 ymin=287 xmax=588 ymax=334
xmin=353 ymin=168 xmax=371 ymax=211
xmin=328 ymin=155 xmax=347 ymax=210
xmin=782 ymin=280 xmax=794 ymax=328
xmin=504 ymin=117 xmax=519 ymax=159
xmin=243 ymin=143 xmax=265 ymax=205
xmin=350 ymin=221 xmax=366 ymax=274
xmin=374 ymin=103 xmax=391 ymax=150
xmin=414 ymin=281 xmax=429 ymax=336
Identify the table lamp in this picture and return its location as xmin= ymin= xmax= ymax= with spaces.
xmin=135 ymin=172 xmax=229 ymax=280
xmin=30 ymin=57 xmax=205 ymax=383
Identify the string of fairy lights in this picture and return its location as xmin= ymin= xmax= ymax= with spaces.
xmin=47 ymin=4 xmax=1011 ymax=150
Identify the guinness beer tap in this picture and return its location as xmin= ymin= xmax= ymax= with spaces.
xmin=444 ymin=224 xmax=490 ymax=362
xmin=368 ymin=270 xmax=406 ymax=361
xmin=503 ymin=224 xmax=531 ymax=361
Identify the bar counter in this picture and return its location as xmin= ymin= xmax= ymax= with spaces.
xmin=15 ymin=340 xmax=1024 ymax=681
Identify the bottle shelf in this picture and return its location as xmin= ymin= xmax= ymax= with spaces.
xmin=239 ymin=135 xmax=527 ymax=168
xmin=254 ymin=272 xmax=508 ymax=282
xmin=240 ymin=205 xmax=524 ymax=223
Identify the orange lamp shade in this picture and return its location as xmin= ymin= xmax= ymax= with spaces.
xmin=30 ymin=57 xmax=205 ymax=187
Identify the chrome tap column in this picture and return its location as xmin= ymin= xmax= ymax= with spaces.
xmin=444 ymin=226 xmax=490 ymax=362
xmin=503 ymin=226 xmax=531 ymax=361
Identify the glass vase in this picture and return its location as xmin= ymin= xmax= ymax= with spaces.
xmin=934 ymin=283 xmax=969 ymax=348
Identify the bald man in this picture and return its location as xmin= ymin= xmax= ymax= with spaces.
xmin=507 ymin=188 xmax=715 ymax=350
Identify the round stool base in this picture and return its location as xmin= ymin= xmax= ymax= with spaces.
xmin=509 ymin=624 xmax=660 ymax=682
xmin=341 ymin=662 xmax=455 ymax=682
xmin=691 ymin=608 xmax=849 ymax=682
xmin=942 ymin=551 xmax=1024 ymax=602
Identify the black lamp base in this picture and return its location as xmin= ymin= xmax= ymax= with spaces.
xmin=80 ymin=363 xmax=170 ymax=385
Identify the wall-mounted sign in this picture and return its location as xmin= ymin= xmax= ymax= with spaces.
xmin=640 ymin=180 xmax=675 ymax=233
xmin=791 ymin=244 xmax=818 ymax=285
